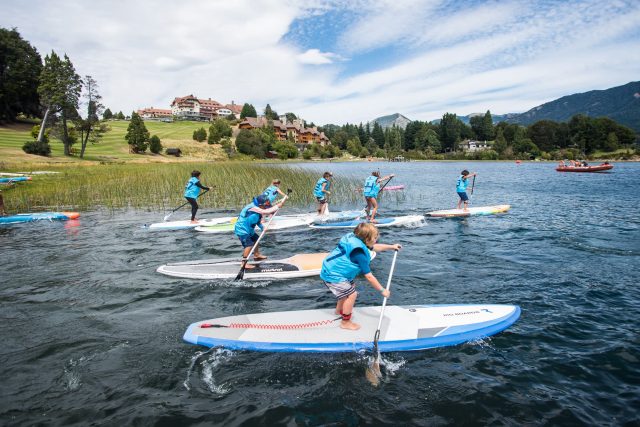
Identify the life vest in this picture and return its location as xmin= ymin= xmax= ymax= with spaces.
xmin=314 ymin=178 xmax=330 ymax=198
xmin=184 ymin=177 xmax=201 ymax=199
xmin=363 ymin=175 xmax=380 ymax=198
xmin=320 ymin=233 xmax=371 ymax=283
xmin=262 ymin=185 xmax=278 ymax=203
xmin=456 ymin=175 xmax=467 ymax=192
xmin=234 ymin=202 xmax=262 ymax=237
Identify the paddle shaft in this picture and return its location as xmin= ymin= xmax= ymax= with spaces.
xmin=372 ymin=250 xmax=399 ymax=352
xmin=235 ymin=195 xmax=288 ymax=280
xmin=164 ymin=188 xmax=210 ymax=221
xmin=470 ymin=175 xmax=476 ymax=195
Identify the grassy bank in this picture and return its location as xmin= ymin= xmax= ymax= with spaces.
xmin=0 ymin=120 xmax=228 ymax=165
xmin=1 ymin=162 xmax=359 ymax=212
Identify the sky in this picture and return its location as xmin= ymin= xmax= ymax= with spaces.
xmin=2 ymin=0 xmax=639 ymax=125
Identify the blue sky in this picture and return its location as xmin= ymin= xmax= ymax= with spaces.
xmin=2 ymin=0 xmax=639 ymax=124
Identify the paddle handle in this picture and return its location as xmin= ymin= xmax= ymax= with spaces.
xmin=374 ymin=250 xmax=399 ymax=333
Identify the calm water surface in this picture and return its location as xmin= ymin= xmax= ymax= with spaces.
xmin=1 ymin=161 xmax=639 ymax=426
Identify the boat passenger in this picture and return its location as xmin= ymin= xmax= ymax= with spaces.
xmin=363 ymin=171 xmax=394 ymax=222
xmin=184 ymin=170 xmax=211 ymax=223
xmin=234 ymin=194 xmax=286 ymax=263
xmin=320 ymin=223 xmax=401 ymax=330
xmin=314 ymin=172 xmax=333 ymax=215
xmin=262 ymin=179 xmax=286 ymax=204
xmin=582 ymin=161 xmax=589 ymax=167
xmin=456 ymin=169 xmax=477 ymax=212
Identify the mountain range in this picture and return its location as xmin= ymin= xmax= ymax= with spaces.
xmin=371 ymin=81 xmax=640 ymax=132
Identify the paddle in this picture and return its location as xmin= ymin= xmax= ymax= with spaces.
xmin=358 ymin=175 xmax=394 ymax=220
xmin=163 ymin=188 xmax=211 ymax=222
xmin=470 ymin=175 xmax=476 ymax=196
xmin=235 ymin=189 xmax=291 ymax=281
xmin=366 ymin=249 xmax=399 ymax=386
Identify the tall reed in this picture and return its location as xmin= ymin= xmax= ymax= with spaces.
xmin=2 ymin=163 xmax=360 ymax=212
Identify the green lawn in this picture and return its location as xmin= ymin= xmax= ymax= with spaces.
xmin=0 ymin=120 xmax=227 ymax=166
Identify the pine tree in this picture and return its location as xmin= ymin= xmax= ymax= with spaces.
xmin=240 ymin=103 xmax=257 ymax=119
xmin=125 ymin=112 xmax=150 ymax=153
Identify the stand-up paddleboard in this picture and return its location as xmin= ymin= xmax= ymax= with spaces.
xmin=309 ymin=215 xmax=424 ymax=229
xmin=157 ymin=252 xmax=377 ymax=280
xmin=147 ymin=216 xmax=236 ymax=231
xmin=383 ymin=185 xmax=405 ymax=191
xmin=426 ymin=205 xmax=511 ymax=218
xmin=195 ymin=216 xmax=311 ymax=233
xmin=0 ymin=176 xmax=31 ymax=183
xmin=0 ymin=212 xmax=80 ymax=224
xmin=147 ymin=210 xmax=363 ymax=231
xmin=184 ymin=304 xmax=520 ymax=352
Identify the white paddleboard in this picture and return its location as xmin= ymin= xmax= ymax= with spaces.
xmin=426 ymin=205 xmax=511 ymax=218
xmin=184 ymin=304 xmax=520 ymax=352
xmin=158 ymin=251 xmax=377 ymax=280
xmin=309 ymin=215 xmax=424 ymax=229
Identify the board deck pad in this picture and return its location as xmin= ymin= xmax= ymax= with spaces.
xmin=426 ymin=205 xmax=511 ymax=218
xmin=184 ymin=304 xmax=520 ymax=352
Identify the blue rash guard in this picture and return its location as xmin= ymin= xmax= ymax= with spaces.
xmin=320 ymin=233 xmax=372 ymax=283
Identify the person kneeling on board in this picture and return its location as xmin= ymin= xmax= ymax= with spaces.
xmin=234 ymin=194 xmax=286 ymax=265
xmin=320 ymin=223 xmax=401 ymax=330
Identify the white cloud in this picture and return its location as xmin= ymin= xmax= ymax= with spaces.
xmin=297 ymin=48 xmax=342 ymax=64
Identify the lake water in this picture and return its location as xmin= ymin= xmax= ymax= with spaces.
xmin=1 ymin=161 xmax=639 ymax=426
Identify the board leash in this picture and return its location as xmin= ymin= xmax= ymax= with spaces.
xmin=200 ymin=316 xmax=342 ymax=330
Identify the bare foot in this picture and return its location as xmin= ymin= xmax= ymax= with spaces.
xmin=190 ymin=220 xmax=198 ymax=224
xmin=340 ymin=320 xmax=361 ymax=330
xmin=244 ymin=263 xmax=256 ymax=269
xmin=253 ymin=255 xmax=267 ymax=261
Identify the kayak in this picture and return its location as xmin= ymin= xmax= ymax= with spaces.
xmin=556 ymin=164 xmax=613 ymax=172
xmin=195 ymin=216 xmax=310 ymax=233
xmin=147 ymin=210 xmax=363 ymax=231
xmin=309 ymin=215 xmax=424 ymax=229
xmin=183 ymin=304 xmax=521 ymax=352
xmin=0 ymin=177 xmax=31 ymax=183
xmin=426 ymin=205 xmax=511 ymax=218
xmin=157 ymin=251 xmax=376 ymax=280
xmin=0 ymin=212 xmax=80 ymax=224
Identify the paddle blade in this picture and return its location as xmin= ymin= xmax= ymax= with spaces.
xmin=366 ymin=355 xmax=382 ymax=387
xmin=163 ymin=213 xmax=172 ymax=222
xmin=234 ymin=259 xmax=248 ymax=281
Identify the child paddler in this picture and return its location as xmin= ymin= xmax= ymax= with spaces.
xmin=234 ymin=194 xmax=286 ymax=263
xmin=456 ymin=169 xmax=477 ymax=211
xmin=262 ymin=179 xmax=286 ymax=204
xmin=363 ymin=171 xmax=394 ymax=222
xmin=184 ymin=170 xmax=211 ymax=223
xmin=313 ymin=171 xmax=333 ymax=215
xmin=320 ymin=223 xmax=401 ymax=330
